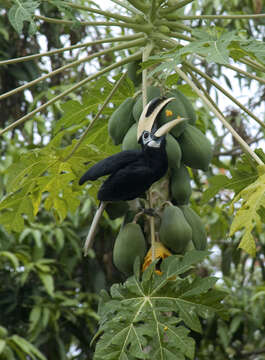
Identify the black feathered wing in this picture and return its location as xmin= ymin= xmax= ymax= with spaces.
xmin=98 ymin=159 xmax=156 ymax=201
xmin=79 ymin=150 xmax=141 ymax=185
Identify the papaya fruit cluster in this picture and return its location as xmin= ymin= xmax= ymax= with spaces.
xmin=108 ymin=67 xmax=212 ymax=275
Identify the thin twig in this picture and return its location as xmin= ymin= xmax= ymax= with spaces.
xmin=174 ymin=66 xmax=263 ymax=166
xmin=214 ymin=135 xmax=264 ymax=156
xmin=63 ymin=71 xmax=128 ymax=162
xmin=0 ymin=51 xmax=143 ymax=136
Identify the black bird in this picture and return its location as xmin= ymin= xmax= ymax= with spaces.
xmin=79 ymin=97 xmax=185 ymax=254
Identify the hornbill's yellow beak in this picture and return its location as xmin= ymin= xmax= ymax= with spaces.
xmin=137 ymin=97 xmax=187 ymax=141
xmin=153 ymin=117 xmax=186 ymax=137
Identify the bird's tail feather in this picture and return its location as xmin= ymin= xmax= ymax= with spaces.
xmin=83 ymin=201 xmax=106 ymax=256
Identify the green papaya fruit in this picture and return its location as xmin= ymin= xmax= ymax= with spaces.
xmin=170 ymin=163 xmax=192 ymax=205
xmin=122 ymin=123 xmax=141 ymax=151
xmin=113 ymin=223 xmax=146 ymax=274
xmin=132 ymin=86 xmax=161 ymax=121
xmin=105 ymin=201 xmax=129 ymax=220
xmin=158 ymin=91 xmax=188 ymax=138
xmin=171 ymin=89 xmax=196 ymax=125
xmin=180 ymin=205 xmax=207 ymax=250
xmin=178 ymin=124 xmax=213 ymax=171
xmin=127 ymin=60 xmax=142 ymax=87
xmin=159 ymin=205 xmax=192 ymax=254
xmin=108 ymin=97 xmax=135 ymax=145
xmin=165 ymin=134 xmax=182 ymax=169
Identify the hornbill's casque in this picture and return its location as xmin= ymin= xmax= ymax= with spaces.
xmin=79 ymin=97 xmax=185 ymax=255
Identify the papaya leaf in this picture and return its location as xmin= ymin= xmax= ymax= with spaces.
xmin=9 ymin=334 xmax=46 ymax=360
xmin=8 ymin=0 xmax=39 ymax=34
xmin=54 ymin=75 xmax=134 ymax=134
xmin=201 ymin=154 xmax=259 ymax=203
xmin=201 ymin=174 xmax=232 ymax=204
xmin=177 ymin=29 xmax=239 ymax=65
xmin=229 ymin=165 xmax=265 ymax=256
xmin=240 ymin=39 xmax=265 ymax=65
xmin=94 ymin=251 xmax=227 ymax=360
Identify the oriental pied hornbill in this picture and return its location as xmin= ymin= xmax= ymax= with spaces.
xmin=79 ymin=97 xmax=185 ymax=255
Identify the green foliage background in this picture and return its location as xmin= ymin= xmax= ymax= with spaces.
xmin=0 ymin=0 xmax=265 ymax=359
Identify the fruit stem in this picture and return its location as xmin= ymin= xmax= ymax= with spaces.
xmin=175 ymin=66 xmax=264 ymax=166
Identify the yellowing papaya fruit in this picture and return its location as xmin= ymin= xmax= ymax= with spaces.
xmin=127 ymin=60 xmax=142 ymax=87
xmin=105 ymin=201 xmax=129 ymax=220
xmin=132 ymin=86 xmax=161 ymax=121
xmin=159 ymin=205 xmax=192 ymax=254
xmin=108 ymin=97 xmax=135 ymax=145
xmin=170 ymin=163 xmax=192 ymax=205
xmin=122 ymin=123 xmax=141 ymax=151
xmin=180 ymin=205 xmax=207 ymax=250
xmin=113 ymin=223 xmax=146 ymax=274
xmin=178 ymin=124 xmax=213 ymax=171
xmin=165 ymin=134 xmax=182 ymax=169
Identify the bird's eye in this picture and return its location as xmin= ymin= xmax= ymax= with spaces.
xmin=143 ymin=132 xmax=149 ymax=139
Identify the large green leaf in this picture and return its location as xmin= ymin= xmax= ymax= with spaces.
xmin=94 ymin=251 xmax=227 ymax=360
xmin=230 ymin=164 xmax=265 ymax=256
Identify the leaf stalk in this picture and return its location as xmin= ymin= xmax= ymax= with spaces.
xmin=175 ymin=66 xmax=263 ymax=166
xmin=0 ymin=51 xmax=143 ymax=136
